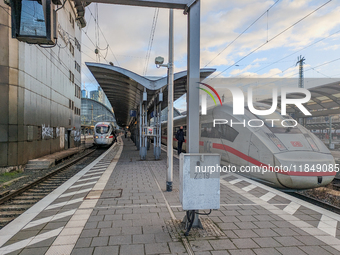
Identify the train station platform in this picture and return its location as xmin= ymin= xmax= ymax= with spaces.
xmin=1 ymin=137 xmax=340 ymax=254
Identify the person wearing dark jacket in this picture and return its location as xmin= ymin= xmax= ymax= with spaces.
xmin=175 ymin=126 xmax=185 ymax=155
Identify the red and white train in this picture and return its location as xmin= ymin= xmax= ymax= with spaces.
xmin=94 ymin=122 xmax=116 ymax=146
xmin=162 ymin=104 xmax=336 ymax=190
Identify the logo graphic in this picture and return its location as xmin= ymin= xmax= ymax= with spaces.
xmin=198 ymin=82 xmax=312 ymax=116
xmin=198 ymin=82 xmax=223 ymax=115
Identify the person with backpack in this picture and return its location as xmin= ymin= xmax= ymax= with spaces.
xmin=175 ymin=126 xmax=185 ymax=155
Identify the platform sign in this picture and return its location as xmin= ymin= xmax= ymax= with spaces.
xmin=179 ymin=153 xmax=221 ymax=210
xmin=147 ymin=127 xmax=154 ymax=136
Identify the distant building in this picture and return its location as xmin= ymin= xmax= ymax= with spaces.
xmin=81 ymin=98 xmax=116 ymax=127
xmin=90 ymin=90 xmax=100 ymax=102
xmin=81 ymin=90 xmax=88 ymax=98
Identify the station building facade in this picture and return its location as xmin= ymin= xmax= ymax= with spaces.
xmin=0 ymin=1 xmax=86 ymax=171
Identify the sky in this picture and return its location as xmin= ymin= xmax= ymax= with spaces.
xmin=81 ymin=0 xmax=340 ymax=112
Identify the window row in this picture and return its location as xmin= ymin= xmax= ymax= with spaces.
xmin=75 ymin=38 xmax=81 ymax=51
xmin=75 ymin=85 xmax=81 ymax=99
xmin=201 ymin=122 xmax=239 ymax=142
xmin=74 ymin=107 xmax=80 ymax=116
xmin=75 ymin=61 xmax=80 ymax=73
xmin=69 ymin=70 xmax=74 ymax=83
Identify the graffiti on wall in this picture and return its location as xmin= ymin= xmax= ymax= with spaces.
xmin=42 ymin=124 xmax=53 ymax=139
xmin=73 ymin=130 xmax=81 ymax=142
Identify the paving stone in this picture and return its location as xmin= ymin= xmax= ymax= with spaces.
xmin=190 ymin=240 xmax=213 ymax=251
xmin=71 ymin=247 xmax=95 ymax=255
xmin=168 ymin=242 xmax=187 ymax=254
xmin=109 ymin=235 xmax=132 ymax=245
xmin=19 ymin=247 xmax=49 ymax=255
xmin=253 ymin=248 xmax=281 ymax=255
xmin=272 ymin=228 xmax=299 ymax=236
xmin=228 ymin=250 xmax=257 ymax=255
xmin=120 ymin=244 xmax=145 ymax=255
xmin=231 ymin=238 xmax=260 ymax=249
xmin=274 ymin=236 xmax=304 ymax=246
xmin=234 ymin=222 xmax=258 ymax=229
xmin=233 ymin=229 xmax=259 ymax=238
xmin=321 ymin=245 xmax=340 ymax=255
xmin=75 ymin=237 xmax=92 ymax=248
xmin=298 ymin=245 xmax=333 ymax=255
xmin=155 ymin=232 xmax=172 ymax=243
xmin=84 ymin=221 xmax=98 ymax=230
xmin=80 ymin=229 xmax=99 ymax=238
xmin=253 ymin=228 xmax=279 ymax=237
xmin=275 ymin=246 xmax=308 ymax=255
xmin=93 ymin=246 xmax=119 ymax=255
xmin=218 ymin=222 xmax=240 ymax=230
xmin=145 ymin=242 xmax=170 ymax=254
xmin=98 ymin=227 xmax=121 ymax=236
xmin=133 ymin=234 xmax=155 ymax=244
xmin=209 ymin=239 xmax=236 ymax=250
xmin=252 ymin=237 xmax=282 ymax=248
xmin=121 ymin=226 xmax=142 ymax=235
xmin=91 ymin=236 xmax=109 ymax=247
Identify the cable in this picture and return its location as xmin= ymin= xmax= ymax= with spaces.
xmin=87 ymin=6 xmax=120 ymax=66
xmin=212 ymin=0 xmax=333 ymax=79
xmin=204 ymin=0 xmax=280 ymax=67
xmin=143 ymin=8 xmax=159 ymax=76
xmin=184 ymin=210 xmax=195 ymax=236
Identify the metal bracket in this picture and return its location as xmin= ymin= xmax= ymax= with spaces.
xmin=183 ymin=0 xmax=198 ymax=15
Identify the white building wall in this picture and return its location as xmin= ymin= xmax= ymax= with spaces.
xmin=0 ymin=1 xmax=84 ymax=169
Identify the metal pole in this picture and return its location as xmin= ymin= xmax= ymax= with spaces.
xmin=187 ymin=1 xmax=200 ymax=153
xmin=154 ymin=100 xmax=157 ymax=155
xmin=158 ymin=98 xmax=162 ymax=149
xmin=144 ymin=101 xmax=147 ymax=150
xmin=186 ymin=0 xmax=202 ymax=228
xmin=139 ymin=99 xmax=142 ymax=150
xmin=167 ymin=8 xmax=174 ymax=192
xmin=329 ymin=115 xmax=332 ymax=148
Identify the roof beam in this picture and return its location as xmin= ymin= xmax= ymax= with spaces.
xmin=81 ymin=0 xmax=191 ymax=9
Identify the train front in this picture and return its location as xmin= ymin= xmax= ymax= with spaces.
xmin=94 ymin=123 xmax=112 ymax=145
xmin=255 ymin=111 xmax=336 ymax=190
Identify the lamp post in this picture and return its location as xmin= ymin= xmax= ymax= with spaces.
xmin=155 ymin=9 xmax=174 ymax=191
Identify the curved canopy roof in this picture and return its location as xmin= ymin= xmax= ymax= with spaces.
xmin=86 ymin=63 xmax=215 ymax=127
xmin=261 ymin=81 xmax=340 ymax=118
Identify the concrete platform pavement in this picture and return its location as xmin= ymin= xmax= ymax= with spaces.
xmin=25 ymin=137 xmax=94 ymax=171
xmin=2 ymin=137 xmax=340 ymax=254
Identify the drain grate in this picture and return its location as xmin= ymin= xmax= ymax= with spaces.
xmin=165 ymin=218 xmax=226 ymax=241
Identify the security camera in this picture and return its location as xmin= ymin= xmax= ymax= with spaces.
xmin=155 ymin=56 xmax=164 ymax=65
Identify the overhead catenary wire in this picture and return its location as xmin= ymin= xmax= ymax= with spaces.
xmin=143 ymin=8 xmax=159 ymax=76
xmin=204 ymin=0 xmax=280 ymax=67
xmin=87 ymin=6 xmax=120 ymax=66
xmin=211 ymin=0 xmax=333 ymax=79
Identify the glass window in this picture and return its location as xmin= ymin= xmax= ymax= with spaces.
xmin=96 ymin=125 xmax=109 ymax=134
xmin=251 ymin=108 xmax=301 ymax=134
xmin=201 ymin=122 xmax=238 ymax=142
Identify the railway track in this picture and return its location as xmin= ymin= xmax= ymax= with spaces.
xmin=290 ymin=191 xmax=340 ymax=215
xmin=0 ymin=147 xmax=107 ymax=229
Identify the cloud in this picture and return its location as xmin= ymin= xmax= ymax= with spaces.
xmin=81 ymin=0 xmax=340 ymax=88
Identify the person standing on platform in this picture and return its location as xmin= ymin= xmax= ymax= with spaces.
xmin=176 ymin=126 xmax=185 ymax=155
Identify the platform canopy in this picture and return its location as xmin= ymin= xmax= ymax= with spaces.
xmin=86 ymin=63 xmax=215 ymax=127
xmin=261 ymin=81 xmax=340 ymax=118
